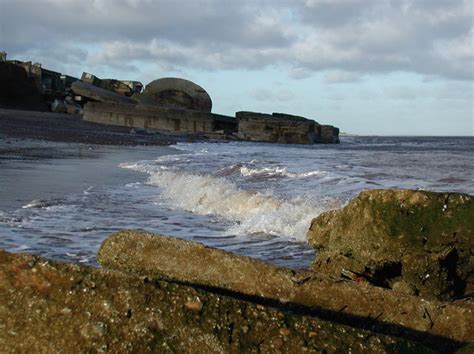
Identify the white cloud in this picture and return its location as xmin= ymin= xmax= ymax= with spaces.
xmin=0 ymin=0 xmax=472 ymax=81
xmin=323 ymin=70 xmax=361 ymax=84
xmin=249 ymin=87 xmax=295 ymax=102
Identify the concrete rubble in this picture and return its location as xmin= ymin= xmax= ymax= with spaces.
xmin=71 ymin=81 xmax=137 ymax=105
xmin=0 ymin=249 xmax=435 ymax=353
xmin=1 ymin=53 xmax=341 ymax=144
xmin=308 ymin=189 xmax=474 ymax=301
xmin=97 ymin=229 xmax=473 ymax=349
xmin=237 ymin=111 xmax=340 ymax=144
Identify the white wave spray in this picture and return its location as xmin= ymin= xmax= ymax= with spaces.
xmin=145 ymin=170 xmax=340 ymax=241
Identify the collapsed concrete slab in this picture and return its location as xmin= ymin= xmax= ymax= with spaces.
xmin=0 ymin=249 xmax=434 ymax=353
xmin=83 ymin=102 xmax=232 ymax=134
xmin=273 ymin=113 xmax=340 ymax=143
xmin=236 ymin=111 xmax=340 ymax=144
xmin=319 ymin=125 xmax=340 ymax=144
xmin=97 ymin=230 xmax=474 ymax=347
xmin=236 ymin=111 xmax=317 ymax=144
xmin=81 ymin=72 xmax=142 ymax=97
xmin=71 ymin=81 xmax=137 ymax=105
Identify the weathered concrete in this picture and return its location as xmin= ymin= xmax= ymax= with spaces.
xmin=272 ymin=112 xmax=313 ymax=122
xmin=133 ymin=77 xmax=212 ymax=112
xmin=237 ymin=111 xmax=317 ymax=144
xmin=71 ymin=81 xmax=137 ymax=105
xmin=319 ymin=125 xmax=340 ymax=144
xmin=97 ymin=230 xmax=474 ymax=347
xmin=308 ymin=189 xmax=474 ymax=301
xmin=83 ymin=102 xmax=218 ymax=134
xmin=272 ymin=114 xmax=340 ymax=144
xmin=0 ymin=249 xmax=433 ymax=353
xmin=81 ymin=72 xmax=141 ymax=97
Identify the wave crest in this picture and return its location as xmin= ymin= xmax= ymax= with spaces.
xmin=147 ymin=170 xmax=340 ymax=241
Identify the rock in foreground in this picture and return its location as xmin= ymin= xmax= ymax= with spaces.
xmin=308 ymin=189 xmax=474 ymax=300
xmin=0 ymin=249 xmax=433 ymax=353
xmin=98 ymin=230 xmax=473 ymax=349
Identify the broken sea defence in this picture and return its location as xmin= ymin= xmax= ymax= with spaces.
xmin=308 ymin=189 xmax=474 ymax=301
xmin=0 ymin=248 xmax=437 ymax=353
xmin=96 ymin=230 xmax=473 ymax=349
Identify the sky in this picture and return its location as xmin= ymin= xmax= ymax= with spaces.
xmin=0 ymin=0 xmax=473 ymax=136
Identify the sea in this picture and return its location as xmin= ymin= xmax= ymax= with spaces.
xmin=0 ymin=136 xmax=473 ymax=269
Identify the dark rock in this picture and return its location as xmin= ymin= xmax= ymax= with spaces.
xmin=0 ymin=62 xmax=48 ymax=111
xmin=50 ymin=99 xmax=67 ymax=113
xmin=455 ymin=342 xmax=474 ymax=354
xmin=308 ymin=189 xmax=474 ymax=300
xmin=97 ymin=230 xmax=474 ymax=346
xmin=0 ymin=249 xmax=432 ymax=353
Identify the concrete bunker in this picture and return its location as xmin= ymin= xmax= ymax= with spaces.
xmin=133 ymin=77 xmax=212 ymax=112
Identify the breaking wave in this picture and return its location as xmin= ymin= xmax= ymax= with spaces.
xmin=239 ymin=166 xmax=324 ymax=179
xmin=145 ymin=170 xmax=340 ymax=241
xmin=22 ymin=199 xmax=62 ymax=209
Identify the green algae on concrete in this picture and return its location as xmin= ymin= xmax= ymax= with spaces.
xmin=0 ymin=249 xmax=435 ymax=353
xmin=307 ymin=189 xmax=474 ymax=300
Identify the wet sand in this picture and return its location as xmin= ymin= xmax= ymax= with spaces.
xmin=0 ymin=108 xmax=208 ymax=211
xmin=0 ymin=137 xmax=179 ymax=212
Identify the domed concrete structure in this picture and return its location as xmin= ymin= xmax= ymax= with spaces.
xmin=133 ymin=77 xmax=212 ymax=112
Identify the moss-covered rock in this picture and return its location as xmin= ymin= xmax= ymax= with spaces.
xmin=307 ymin=189 xmax=474 ymax=300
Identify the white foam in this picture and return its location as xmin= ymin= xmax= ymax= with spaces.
xmin=22 ymin=199 xmax=57 ymax=209
xmin=240 ymin=166 xmax=324 ymax=179
xmin=119 ymin=161 xmax=170 ymax=173
xmin=147 ymin=170 xmax=341 ymax=241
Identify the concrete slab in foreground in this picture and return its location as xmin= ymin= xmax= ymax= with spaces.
xmin=97 ymin=230 xmax=474 ymax=350
xmin=0 ymin=249 xmax=435 ymax=353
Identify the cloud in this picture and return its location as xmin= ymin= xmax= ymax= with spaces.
xmin=0 ymin=0 xmax=472 ymax=81
xmin=249 ymin=87 xmax=295 ymax=102
xmin=323 ymin=70 xmax=361 ymax=84
xmin=290 ymin=0 xmax=473 ymax=80
xmin=384 ymin=86 xmax=418 ymax=101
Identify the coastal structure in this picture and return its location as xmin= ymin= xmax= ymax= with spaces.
xmin=1 ymin=53 xmax=78 ymax=100
xmin=0 ymin=53 xmax=340 ymax=144
xmin=237 ymin=111 xmax=340 ymax=144
xmin=80 ymin=72 xmax=143 ymax=97
xmin=132 ymin=77 xmax=212 ymax=112
xmin=81 ymin=77 xmax=339 ymax=143
xmin=83 ymin=102 xmax=235 ymax=134
xmin=81 ymin=77 xmax=236 ymax=135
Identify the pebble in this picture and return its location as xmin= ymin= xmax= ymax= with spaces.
xmin=60 ymin=307 xmax=72 ymax=315
xmin=184 ymin=299 xmax=203 ymax=312
xmin=272 ymin=337 xmax=284 ymax=349
xmin=392 ymin=280 xmax=417 ymax=295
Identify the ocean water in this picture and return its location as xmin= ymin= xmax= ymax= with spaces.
xmin=0 ymin=136 xmax=473 ymax=269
